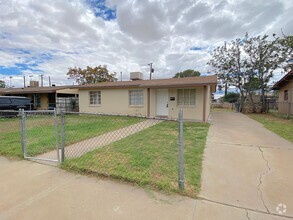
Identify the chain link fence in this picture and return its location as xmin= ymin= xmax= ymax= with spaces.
xmin=0 ymin=110 xmax=22 ymax=158
xmin=266 ymin=101 xmax=293 ymax=116
xmin=60 ymin=112 xmax=182 ymax=192
xmin=20 ymin=109 xmax=60 ymax=162
xmin=0 ymin=109 xmax=209 ymax=196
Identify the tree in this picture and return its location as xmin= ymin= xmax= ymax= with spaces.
xmin=67 ymin=65 xmax=117 ymax=85
xmin=173 ymin=69 xmax=200 ymax=78
xmin=208 ymin=33 xmax=291 ymax=112
xmin=243 ymin=33 xmax=290 ymax=111
xmin=278 ymin=34 xmax=293 ymax=72
xmin=208 ymin=38 xmax=249 ymax=111
xmin=224 ymin=92 xmax=240 ymax=103
xmin=0 ymin=80 xmax=6 ymax=88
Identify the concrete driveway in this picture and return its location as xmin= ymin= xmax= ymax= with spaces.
xmin=197 ymin=112 xmax=293 ymax=219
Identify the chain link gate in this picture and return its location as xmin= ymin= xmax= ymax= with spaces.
xmin=20 ymin=109 xmax=61 ymax=163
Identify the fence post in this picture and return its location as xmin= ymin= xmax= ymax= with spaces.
xmin=60 ymin=111 xmax=65 ymax=163
xmin=178 ymin=109 xmax=185 ymax=190
xmin=53 ymin=108 xmax=60 ymax=163
xmin=19 ymin=108 xmax=27 ymax=157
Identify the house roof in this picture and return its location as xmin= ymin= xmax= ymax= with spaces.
xmin=0 ymin=75 xmax=217 ymax=94
xmin=0 ymin=85 xmax=76 ymax=95
xmin=271 ymin=70 xmax=293 ymax=90
xmin=78 ymin=75 xmax=217 ymax=90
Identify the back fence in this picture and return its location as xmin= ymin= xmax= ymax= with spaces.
xmin=265 ymin=101 xmax=293 ymax=115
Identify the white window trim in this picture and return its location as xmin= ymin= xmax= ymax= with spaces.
xmin=129 ymin=89 xmax=144 ymax=107
xmin=177 ymin=88 xmax=196 ymax=107
xmin=89 ymin=91 xmax=101 ymax=106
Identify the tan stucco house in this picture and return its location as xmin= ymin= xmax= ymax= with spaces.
xmin=78 ymin=75 xmax=217 ymax=122
xmin=272 ymin=70 xmax=293 ymax=115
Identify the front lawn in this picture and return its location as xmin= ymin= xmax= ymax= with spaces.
xmin=0 ymin=117 xmax=23 ymax=158
xmin=62 ymin=121 xmax=209 ymax=198
xmin=0 ymin=114 xmax=143 ymax=158
xmin=248 ymin=113 xmax=293 ymax=142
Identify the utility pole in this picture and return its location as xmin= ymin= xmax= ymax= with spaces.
xmin=49 ymin=76 xmax=51 ymax=86
xmin=9 ymin=76 xmax=12 ymax=87
xmin=40 ymin=74 xmax=44 ymax=87
xmin=120 ymin=72 xmax=122 ymax=82
xmin=148 ymin=63 xmax=154 ymax=80
xmin=23 ymin=76 xmax=26 ymax=88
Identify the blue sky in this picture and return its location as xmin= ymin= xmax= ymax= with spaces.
xmin=0 ymin=0 xmax=292 ymax=87
xmin=86 ymin=0 xmax=116 ymax=20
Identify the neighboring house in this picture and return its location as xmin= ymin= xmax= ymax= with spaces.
xmin=272 ymin=70 xmax=293 ymax=115
xmin=0 ymin=85 xmax=78 ymax=111
xmin=78 ymin=75 xmax=217 ymax=121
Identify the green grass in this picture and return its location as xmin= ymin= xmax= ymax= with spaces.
xmin=0 ymin=117 xmax=23 ymax=158
xmin=0 ymin=115 xmax=143 ymax=158
xmin=62 ymin=121 xmax=209 ymax=197
xmin=64 ymin=114 xmax=143 ymax=145
xmin=248 ymin=113 xmax=293 ymax=142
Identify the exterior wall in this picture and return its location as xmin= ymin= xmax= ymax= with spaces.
xmin=205 ymin=85 xmax=211 ymax=122
xmin=278 ymin=80 xmax=293 ymax=114
xmin=38 ymin=94 xmax=49 ymax=110
xmin=56 ymin=88 xmax=79 ymax=95
xmin=79 ymin=86 xmax=208 ymax=121
xmin=79 ymin=88 xmax=148 ymax=116
xmin=168 ymin=87 xmax=204 ymax=121
xmin=149 ymin=89 xmax=156 ymax=117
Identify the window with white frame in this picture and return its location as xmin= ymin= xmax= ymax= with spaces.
xmin=89 ymin=91 xmax=101 ymax=105
xmin=177 ymin=89 xmax=196 ymax=106
xmin=129 ymin=90 xmax=144 ymax=106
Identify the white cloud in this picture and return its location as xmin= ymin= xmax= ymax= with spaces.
xmin=0 ymin=0 xmax=292 ymax=87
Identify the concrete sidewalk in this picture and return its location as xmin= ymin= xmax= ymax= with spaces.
xmin=198 ymin=112 xmax=293 ymax=219
xmin=0 ymin=157 xmax=196 ymax=220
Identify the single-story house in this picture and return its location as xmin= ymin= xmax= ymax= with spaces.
xmin=272 ymin=70 xmax=293 ymax=115
xmin=78 ymin=75 xmax=217 ymax=122
xmin=0 ymin=85 xmax=78 ymax=111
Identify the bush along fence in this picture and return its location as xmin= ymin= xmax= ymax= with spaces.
xmin=0 ymin=109 xmax=209 ymax=197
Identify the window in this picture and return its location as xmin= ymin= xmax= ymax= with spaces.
xmin=89 ymin=91 xmax=101 ymax=105
xmin=129 ymin=90 xmax=144 ymax=106
xmin=177 ymin=89 xmax=196 ymax=106
xmin=35 ymin=94 xmax=41 ymax=107
xmin=284 ymin=90 xmax=288 ymax=101
xmin=0 ymin=98 xmax=11 ymax=104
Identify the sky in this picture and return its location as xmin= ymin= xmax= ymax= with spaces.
xmin=0 ymin=0 xmax=292 ymax=88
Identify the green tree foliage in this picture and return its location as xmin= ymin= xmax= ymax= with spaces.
xmin=173 ymin=69 xmax=200 ymax=78
xmin=243 ymin=33 xmax=290 ymax=110
xmin=208 ymin=33 xmax=291 ymax=112
xmin=208 ymin=38 xmax=248 ymax=111
xmin=278 ymin=34 xmax=293 ymax=71
xmin=67 ymin=65 xmax=117 ymax=85
xmin=224 ymin=92 xmax=240 ymax=103
xmin=0 ymin=80 xmax=6 ymax=88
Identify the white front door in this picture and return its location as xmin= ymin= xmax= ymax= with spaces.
xmin=156 ymin=89 xmax=169 ymax=116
